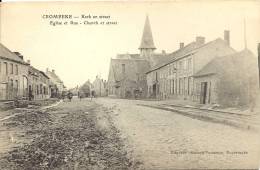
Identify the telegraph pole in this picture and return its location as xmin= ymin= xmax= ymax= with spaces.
xmin=258 ymin=43 xmax=260 ymax=89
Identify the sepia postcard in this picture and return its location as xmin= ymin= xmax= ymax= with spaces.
xmin=0 ymin=0 xmax=260 ymax=169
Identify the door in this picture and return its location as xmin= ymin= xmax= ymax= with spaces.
xmin=200 ymin=82 xmax=207 ymax=104
xmin=152 ymin=84 xmax=156 ymax=98
xmin=29 ymin=85 xmax=33 ymax=100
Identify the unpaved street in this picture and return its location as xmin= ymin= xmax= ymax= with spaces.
xmin=0 ymin=98 xmax=260 ymax=169
xmin=0 ymin=99 xmax=137 ymax=170
xmin=96 ymin=98 xmax=260 ymax=170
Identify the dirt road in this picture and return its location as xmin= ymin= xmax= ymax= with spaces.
xmin=96 ymin=98 xmax=260 ymax=170
xmin=0 ymin=99 xmax=138 ymax=170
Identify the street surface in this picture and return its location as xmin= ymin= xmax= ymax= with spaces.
xmin=0 ymin=97 xmax=259 ymax=169
xmin=97 ymin=98 xmax=260 ymax=170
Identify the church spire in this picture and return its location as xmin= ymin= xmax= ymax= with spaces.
xmin=139 ymin=15 xmax=156 ymax=58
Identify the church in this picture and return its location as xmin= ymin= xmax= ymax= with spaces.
xmin=107 ymin=16 xmax=168 ymax=98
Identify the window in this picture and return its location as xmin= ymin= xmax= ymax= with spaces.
xmin=15 ymin=65 xmax=18 ymax=75
xmin=40 ymin=84 xmax=43 ymax=94
xmin=179 ymin=78 xmax=181 ymax=94
xmin=37 ymin=85 xmax=39 ymax=95
xmin=188 ymin=58 xmax=192 ymax=71
xmin=122 ymin=64 xmax=125 ymax=74
xmin=10 ymin=79 xmax=13 ymax=88
xmin=10 ymin=63 xmax=13 ymax=74
xmin=179 ymin=61 xmax=183 ymax=71
xmin=183 ymin=59 xmax=187 ymax=70
xmin=15 ymin=80 xmax=18 ymax=89
xmin=172 ymin=80 xmax=175 ymax=94
xmin=4 ymin=62 xmax=8 ymax=75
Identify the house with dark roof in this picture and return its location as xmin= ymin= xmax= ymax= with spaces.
xmin=0 ymin=43 xmax=30 ymax=100
xmin=193 ymin=49 xmax=259 ymax=106
xmin=146 ymin=31 xmax=236 ymax=103
xmin=107 ymin=16 xmax=167 ymax=98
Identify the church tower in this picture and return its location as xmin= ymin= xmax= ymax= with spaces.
xmin=139 ymin=15 xmax=156 ymax=59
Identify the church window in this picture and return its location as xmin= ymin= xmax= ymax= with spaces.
xmin=122 ymin=64 xmax=125 ymax=74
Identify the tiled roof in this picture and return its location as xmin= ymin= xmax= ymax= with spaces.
xmin=46 ymin=71 xmax=63 ymax=83
xmin=39 ymin=71 xmax=50 ymax=79
xmin=0 ymin=43 xmax=28 ymax=65
xmin=193 ymin=49 xmax=257 ymax=77
xmin=147 ymin=38 xmax=235 ymax=73
xmin=29 ymin=66 xmax=50 ymax=79
xmin=116 ymin=53 xmax=141 ymax=60
xmin=147 ymin=41 xmax=204 ymax=73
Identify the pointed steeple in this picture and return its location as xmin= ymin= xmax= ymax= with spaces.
xmin=139 ymin=15 xmax=156 ymax=58
xmin=139 ymin=15 xmax=156 ymax=49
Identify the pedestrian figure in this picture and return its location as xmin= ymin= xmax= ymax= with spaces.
xmin=91 ymin=91 xmax=95 ymax=101
xmin=78 ymin=92 xmax=83 ymax=101
xmin=68 ymin=91 xmax=73 ymax=102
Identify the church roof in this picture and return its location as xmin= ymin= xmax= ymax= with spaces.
xmin=139 ymin=16 xmax=156 ymax=49
xmin=116 ymin=53 xmax=141 ymax=60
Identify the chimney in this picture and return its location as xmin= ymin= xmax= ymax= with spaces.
xmin=27 ymin=60 xmax=30 ymax=65
xmin=14 ymin=52 xmax=24 ymax=60
xmin=224 ymin=30 xmax=230 ymax=46
xmin=162 ymin=50 xmax=166 ymax=55
xmin=180 ymin=42 xmax=184 ymax=49
xmin=196 ymin=36 xmax=205 ymax=45
xmin=52 ymin=69 xmax=55 ymax=73
xmin=258 ymin=43 xmax=260 ymax=89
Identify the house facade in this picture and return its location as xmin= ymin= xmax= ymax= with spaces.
xmin=46 ymin=68 xmax=65 ymax=98
xmin=28 ymin=66 xmax=51 ymax=100
xmin=193 ymin=49 xmax=259 ymax=106
xmin=92 ymin=76 xmax=108 ymax=97
xmin=146 ymin=31 xmax=237 ymax=104
xmin=0 ymin=44 xmax=29 ymax=100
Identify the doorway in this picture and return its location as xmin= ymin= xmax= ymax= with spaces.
xmin=152 ymin=84 xmax=157 ymax=98
xmin=200 ymin=82 xmax=208 ymax=104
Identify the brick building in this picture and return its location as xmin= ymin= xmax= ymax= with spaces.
xmin=0 ymin=43 xmax=29 ymax=100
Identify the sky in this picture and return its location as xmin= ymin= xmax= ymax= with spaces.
xmin=0 ymin=1 xmax=260 ymax=88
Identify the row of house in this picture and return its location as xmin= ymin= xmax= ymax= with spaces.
xmin=0 ymin=43 xmax=66 ymax=101
xmin=107 ymin=16 xmax=259 ymax=107
xmin=71 ymin=76 xmax=108 ymax=98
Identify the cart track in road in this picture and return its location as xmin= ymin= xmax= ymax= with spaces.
xmin=96 ymin=98 xmax=260 ymax=169
xmin=139 ymin=103 xmax=260 ymax=131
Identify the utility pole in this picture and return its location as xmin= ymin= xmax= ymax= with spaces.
xmin=258 ymin=43 xmax=260 ymax=89
xmin=244 ymin=18 xmax=248 ymax=49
